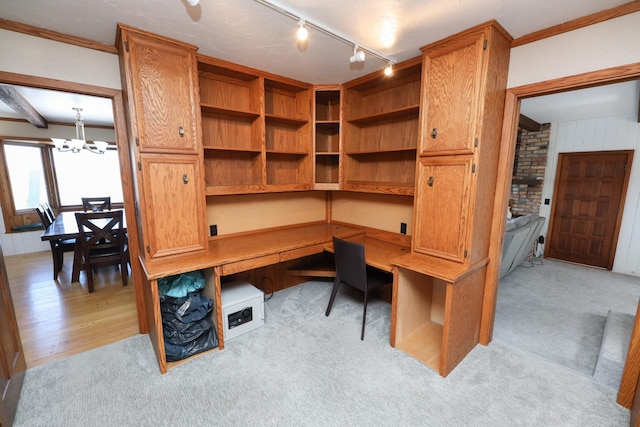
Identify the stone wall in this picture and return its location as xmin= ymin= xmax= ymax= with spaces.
xmin=509 ymin=124 xmax=550 ymax=217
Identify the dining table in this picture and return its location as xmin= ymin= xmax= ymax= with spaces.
xmin=40 ymin=210 xmax=127 ymax=282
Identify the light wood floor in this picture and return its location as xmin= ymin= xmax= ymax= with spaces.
xmin=5 ymin=250 xmax=140 ymax=368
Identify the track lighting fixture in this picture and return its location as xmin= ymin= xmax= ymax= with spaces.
xmin=253 ymin=0 xmax=395 ymax=76
xmin=349 ymin=46 xmax=366 ymax=63
xmin=384 ymin=62 xmax=394 ymax=76
xmin=296 ymin=19 xmax=308 ymax=41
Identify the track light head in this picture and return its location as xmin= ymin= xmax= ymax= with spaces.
xmin=297 ymin=19 xmax=308 ymax=41
xmin=384 ymin=62 xmax=394 ymax=76
xmin=186 ymin=0 xmax=199 ymax=6
xmin=349 ymin=46 xmax=365 ymax=63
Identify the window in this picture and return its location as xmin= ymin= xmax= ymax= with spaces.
xmin=3 ymin=144 xmax=48 ymax=211
xmin=53 ymin=148 xmax=123 ymax=205
xmin=0 ymin=141 xmax=124 ymax=232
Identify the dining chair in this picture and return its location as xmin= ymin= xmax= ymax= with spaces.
xmin=325 ymin=236 xmax=393 ymax=340
xmin=40 ymin=202 xmax=56 ymax=225
xmin=81 ymin=196 xmax=111 ymax=212
xmin=35 ymin=205 xmax=76 ymax=280
xmin=75 ymin=210 xmax=128 ymax=293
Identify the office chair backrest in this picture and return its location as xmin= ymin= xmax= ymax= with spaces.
xmin=332 ymin=236 xmax=368 ymax=292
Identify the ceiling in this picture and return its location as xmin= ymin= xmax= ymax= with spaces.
xmin=0 ymin=0 xmax=637 ymax=126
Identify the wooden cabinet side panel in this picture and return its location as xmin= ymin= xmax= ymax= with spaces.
xmin=124 ymin=30 xmax=200 ymax=154
xmin=440 ymin=266 xmax=485 ymax=376
xmin=139 ymin=155 xmax=208 ymax=258
xmin=144 ymin=276 xmax=167 ymax=373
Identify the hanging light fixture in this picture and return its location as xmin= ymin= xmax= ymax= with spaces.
xmin=51 ymin=108 xmax=109 ymax=155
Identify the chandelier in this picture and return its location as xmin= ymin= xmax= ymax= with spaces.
xmin=51 ymin=107 xmax=109 ymax=154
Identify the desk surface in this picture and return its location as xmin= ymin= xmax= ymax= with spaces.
xmin=40 ymin=210 xmax=127 ymax=241
xmin=324 ymin=235 xmax=410 ymax=272
xmin=140 ymin=222 xmax=365 ymax=280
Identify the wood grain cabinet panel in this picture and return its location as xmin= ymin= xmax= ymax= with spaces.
xmin=119 ymin=27 xmax=200 ymax=154
xmin=118 ymin=25 xmax=208 ymax=260
xmin=138 ymin=155 xmax=208 ymax=258
xmin=413 ymin=156 xmax=472 ymax=263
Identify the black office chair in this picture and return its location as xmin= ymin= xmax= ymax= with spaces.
xmin=325 ymin=236 xmax=392 ymax=340
xmin=35 ymin=205 xmax=76 ymax=280
xmin=81 ymin=196 xmax=111 ymax=212
xmin=75 ymin=210 xmax=128 ymax=293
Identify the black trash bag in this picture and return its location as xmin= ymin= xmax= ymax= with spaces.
xmin=164 ymin=327 xmax=218 ymax=362
xmin=160 ymin=292 xmax=212 ymax=323
xmin=163 ymin=315 xmax=212 ymax=345
xmin=160 ymin=292 xmax=218 ymax=362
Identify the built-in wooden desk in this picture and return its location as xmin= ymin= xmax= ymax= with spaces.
xmin=139 ymin=222 xmax=364 ymax=373
xmin=323 ymin=234 xmax=411 ymax=273
xmin=390 ymin=252 xmax=489 ymax=377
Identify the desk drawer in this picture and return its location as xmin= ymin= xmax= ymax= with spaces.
xmin=280 ymin=244 xmax=325 ymax=262
xmin=221 ymin=254 xmax=280 ymax=275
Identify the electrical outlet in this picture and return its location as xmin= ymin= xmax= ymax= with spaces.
xmin=210 ymin=224 xmax=217 ymax=236
xmin=400 ymin=222 xmax=407 ymax=234
xmin=544 ymin=198 xmax=550 ymax=205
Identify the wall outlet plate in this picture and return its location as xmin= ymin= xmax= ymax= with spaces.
xmin=400 ymin=222 xmax=407 ymax=234
xmin=210 ymin=224 xmax=217 ymax=236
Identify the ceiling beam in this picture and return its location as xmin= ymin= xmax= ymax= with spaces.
xmin=518 ymin=114 xmax=541 ymax=132
xmin=0 ymin=84 xmax=48 ymax=128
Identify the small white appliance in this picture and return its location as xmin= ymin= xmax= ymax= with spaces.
xmin=221 ymin=280 xmax=265 ymax=340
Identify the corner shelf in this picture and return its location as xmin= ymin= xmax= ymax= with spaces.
xmin=313 ymin=86 xmax=342 ymax=189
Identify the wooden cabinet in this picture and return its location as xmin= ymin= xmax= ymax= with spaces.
xmin=0 ymin=241 xmax=26 ymax=426
xmin=119 ymin=27 xmax=200 ymax=155
xmin=313 ymin=85 xmax=341 ymax=189
xmin=197 ymin=56 xmax=313 ymax=195
xmin=392 ymin=21 xmax=512 ymax=377
xmin=412 ymin=21 xmax=512 ymax=266
xmin=342 ymin=57 xmax=422 ymax=195
xmin=118 ymin=25 xmax=208 ymax=259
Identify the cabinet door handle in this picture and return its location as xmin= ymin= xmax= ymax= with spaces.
xmin=431 ymin=128 xmax=438 ymax=139
xmin=183 ymin=173 xmax=189 ymax=184
xmin=178 ymin=126 xmax=185 ymax=137
xmin=427 ymin=176 xmax=434 ymax=186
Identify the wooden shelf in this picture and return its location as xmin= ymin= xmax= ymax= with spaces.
xmin=314 ymin=87 xmax=342 ymax=188
xmin=342 ymin=58 xmax=421 ymax=194
xmin=347 ymin=105 xmax=420 ymax=125
xmin=265 ymin=114 xmax=308 ymax=127
xmin=201 ymin=103 xmax=260 ymax=119
xmin=395 ymin=321 xmax=443 ymax=372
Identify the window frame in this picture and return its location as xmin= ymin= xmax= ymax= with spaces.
xmin=0 ymin=138 xmax=122 ymax=233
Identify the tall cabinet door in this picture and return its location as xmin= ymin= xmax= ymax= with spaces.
xmin=421 ymin=33 xmax=484 ymax=156
xmin=0 ymin=242 xmax=26 ymax=426
xmin=121 ymin=28 xmax=201 ymax=154
xmin=413 ymin=156 xmax=473 ymax=262
xmin=139 ymin=155 xmax=207 ymax=258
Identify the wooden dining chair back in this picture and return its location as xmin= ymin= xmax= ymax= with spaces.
xmin=35 ymin=206 xmax=76 ymax=280
xmin=40 ymin=202 xmax=56 ymax=225
xmin=82 ymin=196 xmax=111 ymax=212
xmin=75 ymin=210 xmax=128 ymax=293
xmin=325 ymin=236 xmax=393 ymax=340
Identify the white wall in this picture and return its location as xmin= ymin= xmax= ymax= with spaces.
xmin=507 ymin=12 xmax=640 ymax=88
xmin=538 ymin=114 xmax=640 ymax=276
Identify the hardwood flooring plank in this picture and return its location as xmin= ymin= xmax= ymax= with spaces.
xmin=5 ymin=250 xmax=140 ymax=368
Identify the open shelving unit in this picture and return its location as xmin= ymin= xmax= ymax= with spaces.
xmin=313 ymin=86 xmax=341 ymax=189
xmin=198 ymin=56 xmax=313 ymax=194
xmin=342 ymin=57 xmax=422 ymax=195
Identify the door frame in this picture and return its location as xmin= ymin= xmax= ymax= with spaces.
xmin=546 ymin=150 xmax=633 ymax=270
xmin=481 ymin=61 xmax=640 ymax=344
xmin=0 ymin=70 xmax=147 ymax=334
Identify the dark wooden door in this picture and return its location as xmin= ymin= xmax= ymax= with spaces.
xmin=0 ymin=241 xmax=26 ymax=426
xmin=547 ymin=151 xmax=632 ymax=269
